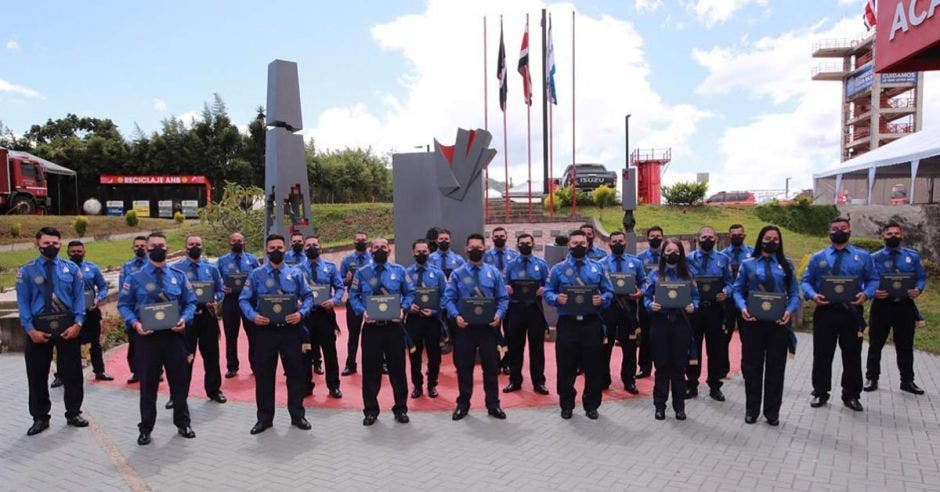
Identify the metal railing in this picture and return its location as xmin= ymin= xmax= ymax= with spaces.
xmin=811 ymin=63 xmax=846 ymax=76
xmin=812 ymin=38 xmax=865 ymax=52
xmin=884 ymin=97 xmax=915 ymax=109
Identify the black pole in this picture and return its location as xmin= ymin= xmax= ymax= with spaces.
xmin=625 ymin=115 xmax=630 ymax=167
xmin=540 ymin=8 xmax=549 ymax=196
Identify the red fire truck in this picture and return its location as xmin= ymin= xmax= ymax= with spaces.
xmin=0 ymin=147 xmax=51 ymax=214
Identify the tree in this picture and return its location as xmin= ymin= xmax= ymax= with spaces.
xmin=661 ymin=181 xmax=708 ymax=206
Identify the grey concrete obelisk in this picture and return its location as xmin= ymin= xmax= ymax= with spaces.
xmin=264 ymin=59 xmax=314 ymax=238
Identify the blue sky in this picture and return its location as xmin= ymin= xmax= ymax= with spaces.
xmin=2 ymin=0 xmax=936 ymax=195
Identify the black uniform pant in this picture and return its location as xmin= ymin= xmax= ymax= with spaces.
xmin=721 ymin=299 xmax=743 ymax=378
xmin=556 ymin=315 xmax=604 ymax=412
xmin=454 ymin=324 xmax=501 ymax=410
xmin=601 ymin=299 xmax=638 ymax=388
xmin=126 ymin=329 xmax=139 ymax=376
xmin=254 ymin=325 xmax=306 ymax=424
xmin=686 ymin=301 xmax=727 ymax=390
xmin=812 ymin=305 xmax=863 ymax=400
xmin=867 ymin=299 xmax=917 ymax=383
xmin=406 ymin=315 xmax=442 ymax=389
xmin=361 ymin=322 xmax=408 ymax=416
xmin=741 ymin=320 xmax=788 ymax=419
xmin=222 ymin=295 xmax=255 ymax=373
xmin=651 ymin=312 xmax=691 ymax=412
xmin=506 ymin=303 xmax=547 ymax=387
xmin=137 ymin=331 xmax=190 ymax=433
xmin=344 ymin=300 xmax=364 ymax=369
xmin=80 ymin=309 xmax=106 ymax=374
xmin=26 ymin=335 xmax=83 ymax=420
xmin=185 ymin=309 xmax=222 ymax=397
xmin=637 ymin=304 xmax=653 ymax=373
xmin=303 ymin=309 xmax=340 ymax=390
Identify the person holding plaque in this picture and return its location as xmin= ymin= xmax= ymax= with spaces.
xmin=16 ymin=227 xmax=88 ymax=436
xmin=118 ymin=232 xmax=197 ymax=445
xmin=340 ymin=232 xmax=372 ymax=376
xmin=119 ymin=236 xmax=149 ymax=384
xmin=801 ymin=217 xmax=878 ymax=412
xmin=636 ymin=226 xmax=665 ymax=379
xmin=545 ymin=230 xmax=614 ymax=420
xmin=644 ymin=238 xmax=699 ymax=421
xmin=405 ymin=239 xmax=447 ymax=399
xmin=444 ymin=233 xmax=509 ymax=421
xmin=485 ymin=227 xmax=518 ymax=375
xmin=172 ymin=234 xmax=226 ymax=406
xmin=430 ymin=229 xmax=466 ymax=357
xmin=685 ymin=226 xmax=734 ymax=402
xmin=600 ymin=231 xmax=646 ymax=395
xmin=719 ymin=224 xmax=752 ymax=379
xmin=216 ymin=232 xmax=261 ymax=379
xmin=864 ymin=222 xmax=927 ymax=395
xmin=732 ymin=226 xmax=801 ymax=425
xmin=298 ymin=235 xmax=345 ymax=399
xmin=238 ymin=234 xmax=314 ymax=434
xmin=349 ymin=237 xmax=415 ymax=426
xmin=67 ymin=240 xmax=113 ymax=382
xmin=502 ymin=233 xmax=550 ymax=395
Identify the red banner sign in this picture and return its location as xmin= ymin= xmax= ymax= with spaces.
xmin=99 ymin=175 xmax=208 ymax=185
xmin=876 ymin=0 xmax=940 ymax=73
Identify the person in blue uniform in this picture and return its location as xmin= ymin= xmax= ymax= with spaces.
xmin=66 ymin=240 xmax=112 ymax=382
xmin=600 ymin=231 xmax=646 ymax=394
xmin=865 ymin=222 xmax=927 ymax=395
xmin=216 ymin=232 xmax=261 ymax=378
xmin=801 ymin=217 xmax=878 ymax=412
xmin=17 ymin=227 xmax=88 ymax=436
xmin=429 ymin=228 xmax=466 ymax=279
xmin=732 ymin=225 xmax=801 ymax=426
xmin=340 ymin=231 xmax=371 ymax=376
xmin=284 ymin=231 xmax=306 ymax=266
xmin=645 ymin=237 xmax=699 ymax=421
xmin=298 ymin=234 xmax=345 ymax=399
xmin=444 ymin=233 xmax=509 ymax=421
xmin=636 ymin=226 xmax=664 ymax=379
xmin=239 ymin=234 xmax=314 ymax=434
xmin=119 ymin=235 xmax=149 ymax=384
xmin=579 ymin=223 xmax=608 ymax=261
xmin=685 ymin=226 xmax=734 ymax=402
xmin=405 ymin=239 xmax=447 ymax=399
xmin=485 ymin=226 xmax=519 ymax=374
xmin=118 ymin=232 xmax=197 ymax=446
xmin=720 ymin=224 xmax=752 ymax=379
xmin=502 ymin=233 xmax=550 ymax=395
xmin=545 ymin=230 xmax=614 ymax=420
xmin=349 ymin=237 xmax=415 ymax=426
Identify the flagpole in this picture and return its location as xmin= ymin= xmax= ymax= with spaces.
xmin=549 ymin=94 xmax=554 ymax=218
xmin=540 ymin=8 xmax=549 ymax=218
xmin=501 ymin=16 xmax=510 ymax=220
xmin=526 ymin=14 xmax=533 ymax=221
xmin=483 ymin=16 xmax=489 ymax=221
xmin=570 ymin=10 xmax=577 ymax=218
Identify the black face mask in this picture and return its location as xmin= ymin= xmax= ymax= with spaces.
xmin=305 ymin=246 xmax=320 ymax=259
xmin=467 ymin=249 xmax=484 ymax=262
xmin=730 ymin=236 xmax=744 ymax=247
xmin=570 ymin=245 xmax=587 ymax=259
xmin=267 ymin=250 xmax=284 ymax=264
xmin=665 ymin=252 xmax=680 ymax=265
xmin=231 ymin=243 xmax=244 ymax=254
xmin=518 ymin=244 xmax=533 ymax=256
xmin=648 ymin=238 xmax=662 ymax=250
xmin=292 ymin=243 xmax=303 ymax=254
xmin=699 ymin=239 xmax=715 ymax=252
xmin=611 ymin=243 xmax=625 ymax=255
xmin=830 ymin=230 xmax=850 ymax=245
xmin=414 ymin=252 xmax=429 ymax=264
xmin=354 ymin=241 xmax=368 ymax=252
xmin=885 ymin=237 xmax=902 ymax=249
xmin=762 ymin=241 xmax=779 ymax=254
xmin=493 ymin=238 xmax=506 ymax=248
xmin=135 ymin=247 xmax=147 ymax=258
xmin=39 ymin=245 xmax=60 ymax=259
xmin=69 ymin=254 xmax=83 ymax=264
xmin=149 ymin=247 xmax=167 ymax=263
xmin=187 ymin=247 xmax=202 ymax=260
xmin=438 ymin=241 xmax=450 ymax=252
xmin=372 ymin=250 xmax=389 ymax=264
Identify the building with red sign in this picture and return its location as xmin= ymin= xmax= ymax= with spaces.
xmin=98 ymin=175 xmax=212 ymax=218
xmin=876 ymin=0 xmax=940 ymax=73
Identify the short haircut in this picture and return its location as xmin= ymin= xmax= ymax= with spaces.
xmin=554 ymin=235 xmax=568 ymax=246
xmin=609 ymin=231 xmax=625 ymax=239
xmin=353 ymin=231 xmax=368 ymax=238
xmin=133 ymin=235 xmax=148 ymax=242
xmin=466 ymin=233 xmax=485 ymax=244
xmin=437 ymin=228 xmax=452 ymax=238
xmin=698 ymin=226 xmax=716 ymax=236
xmin=67 ymin=240 xmax=84 ymax=248
xmin=304 ymin=234 xmax=320 ymax=241
xmin=729 ymin=224 xmax=744 ymax=232
xmin=412 ymin=238 xmax=429 ymax=249
xmin=580 ymin=223 xmax=595 ymax=232
xmin=265 ymin=234 xmax=286 ymax=245
xmin=148 ymin=231 xmax=167 ymax=241
xmin=883 ymin=221 xmax=902 ymax=232
xmin=290 ymin=232 xmax=304 ymax=238
xmin=830 ymin=217 xmax=850 ymax=226
xmin=569 ymin=230 xmax=587 ymax=239
xmin=492 ymin=226 xmax=507 ymax=234
xmin=517 ymin=233 xmax=534 ymax=243
xmin=184 ymin=233 xmax=202 ymax=242
xmin=646 ymin=226 xmax=663 ymax=237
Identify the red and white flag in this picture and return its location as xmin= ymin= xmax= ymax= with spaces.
xmin=863 ymin=0 xmax=877 ymax=30
xmin=517 ymin=19 xmax=532 ymax=106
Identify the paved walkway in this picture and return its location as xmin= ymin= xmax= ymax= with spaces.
xmin=2 ymin=333 xmax=940 ymax=491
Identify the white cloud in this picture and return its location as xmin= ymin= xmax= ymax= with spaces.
xmin=838 ymin=0 xmax=862 ymax=5
xmin=634 ymin=0 xmax=663 ymax=13
xmin=175 ymin=111 xmax=200 ymax=127
xmin=691 ymin=0 xmax=768 ymax=27
xmin=5 ymin=39 xmax=19 ymax=50
xmin=152 ymin=98 xmax=168 ymax=113
xmin=0 ymin=77 xmax=41 ymax=98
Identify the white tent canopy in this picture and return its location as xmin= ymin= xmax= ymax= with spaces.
xmin=8 ymin=150 xmax=77 ymax=176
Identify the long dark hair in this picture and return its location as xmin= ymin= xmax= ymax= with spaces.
xmin=752 ymin=225 xmax=793 ymax=288
xmin=658 ymin=237 xmax=691 ymax=279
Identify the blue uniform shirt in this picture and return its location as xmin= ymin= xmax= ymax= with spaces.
xmin=505 ymin=254 xmax=549 ymax=304
xmin=16 ymin=256 xmax=86 ymax=331
xmin=429 ymin=250 xmax=466 ymax=278
xmin=238 ymin=263 xmax=314 ymax=321
xmin=601 ymin=253 xmax=647 ymax=294
xmin=443 ymin=262 xmax=509 ymax=320
xmin=118 ymin=263 xmax=197 ymax=327
xmin=801 ymin=245 xmax=878 ymax=300
xmin=871 ymin=246 xmax=927 ymax=293
xmin=638 ymin=247 xmax=661 ymax=274
xmin=340 ymin=251 xmax=372 ymax=286
xmin=484 ymin=247 xmax=520 ymax=275
xmin=406 ymin=262 xmax=447 ymax=315
xmin=216 ymin=251 xmax=261 ymax=275
xmin=76 ymin=260 xmax=109 ymax=305
xmin=172 ymin=258 xmax=225 ymax=303
xmin=298 ymin=258 xmax=345 ymax=306
xmin=687 ymin=249 xmax=734 ymax=296
xmin=544 ymin=255 xmax=614 ymax=316
xmin=732 ymin=255 xmax=802 ymax=314
xmin=586 ymin=245 xmax=608 ymax=262
xmin=119 ymin=255 xmax=148 ymax=288
xmin=721 ymin=245 xmax=754 ymax=267
xmin=349 ymin=262 xmax=415 ymax=316
xmin=643 ymin=266 xmax=700 ymax=312
xmin=284 ymin=249 xmax=306 ymax=267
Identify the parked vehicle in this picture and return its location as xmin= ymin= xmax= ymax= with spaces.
xmin=705 ymin=191 xmax=756 ymax=205
xmin=0 ymin=147 xmax=50 ymax=214
xmin=558 ymin=163 xmax=617 ymax=191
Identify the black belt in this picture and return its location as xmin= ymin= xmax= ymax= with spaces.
xmin=367 ymin=320 xmax=401 ymax=327
xmin=559 ymin=313 xmax=600 ymax=322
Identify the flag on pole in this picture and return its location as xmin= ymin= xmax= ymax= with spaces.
xmin=497 ymin=21 xmax=507 ymax=112
xmin=518 ymin=19 xmax=532 ymax=106
xmin=863 ymin=0 xmax=876 ymax=30
xmin=546 ymin=15 xmax=557 ymax=105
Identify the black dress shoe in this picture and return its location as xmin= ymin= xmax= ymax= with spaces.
xmin=624 ymin=383 xmax=639 ymax=395
xmin=381 ymin=363 xmax=389 ymax=374
xmin=362 ymin=415 xmax=377 ymax=426
xmin=636 ymin=370 xmax=651 ymax=379
xmin=126 ymin=375 xmax=139 ymax=384
xmin=685 ymin=386 xmax=699 ymax=398
xmin=766 ymin=417 xmax=780 ymax=426
xmin=561 ymin=408 xmax=573 ymax=419
xmin=810 ymin=395 xmax=829 ymax=408
xmin=709 ymin=389 xmax=726 ymax=402
xmin=654 ymin=409 xmax=665 ymax=420
xmin=210 ymin=392 xmax=227 ymax=404
xmin=329 ymin=388 xmax=343 ymax=399
xmin=901 ymin=381 xmax=925 ymax=395
xmin=292 ymin=418 xmax=312 ymax=430
xmin=313 ymin=362 xmax=324 ymax=375
xmin=843 ymin=398 xmax=864 ymax=412
xmin=502 ymin=382 xmax=521 ymax=393
xmin=394 ymin=413 xmax=410 ymax=424
xmin=50 ymin=376 xmax=63 ymax=388
xmin=224 ymin=370 xmax=238 ymax=379
xmin=137 ymin=432 xmax=151 ymax=446
xmin=67 ymin=416 xmax=89 ymax=428
xmin=250 ymin=421 xmax=272 ymax=435
xmin=165 ymin=400 xmax=174 ymax=409
xmin=585 ymin=409 xmax=599 ymax=420
xmin=177 ymin=426 xmax=196 ymax=438
xmin=27 ymin=419 xmax=50 ymax=436
xmin=745 ymin=414 xmax=758 ymax=424
xmin=411 ymin=387 xmax=423 ymax=399
xmin=534 ymin=384 xmax=550 ymax=395
xmin=452 ymin=407 xmax=469 ymax=421
xmin=501 ymin=366 xmax=511 ymax=375
xmin=675 ymin=411 xmax=687 ymax=421
xmin=487 ymin=408 xmax=507 ymax=419
xmin=427 ymin=386 xmax=439 ymax=398
xmin=341 ymin=366 xmax=357 ymax=376
xmin=863 ymin=378 xmax=878 ymax=392
xmin=94 ymin=373 xmax=114 ymax=381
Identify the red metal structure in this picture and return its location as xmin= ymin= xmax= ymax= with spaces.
xmin=632 ymin=148 xmax=671 ymax=205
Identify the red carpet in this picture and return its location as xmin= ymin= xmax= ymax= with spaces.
xmin=98 ymin=307 xmax=742 ymax=411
